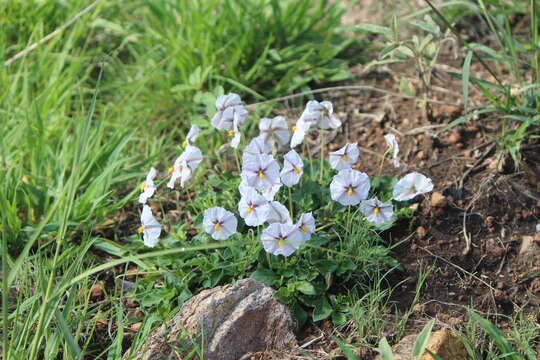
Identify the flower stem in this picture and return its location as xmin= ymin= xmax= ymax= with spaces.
xmin=377 ymin=148 xmax=391 ymax=177
xmin=319 ymin=130 xmax=325 ymax=183
xmin=234 ymin=148 xmax=241 ymax=174
xmin=288 ymin=187 xmax=294 ymax=219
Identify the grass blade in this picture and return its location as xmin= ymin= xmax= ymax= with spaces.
xmin=412 ymin=320 xmax=434 ymax=358
xmin=377 ymin=337 xmax=395 ymax=360
xmin=462 ymin=50 xmax=473 ymax=112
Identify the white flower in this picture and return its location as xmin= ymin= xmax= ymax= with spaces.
xmin=261 ymin=223 xmax=304 ymax=257
xmin=384 ymin=134 xmax=400 ymax=168
xmin=211 ymin=93 xmax=248 ymax=131
xmin=328 ymin=143 xmax=359 ymax=170
xmin=393 ymin=172 xmax=433 ymax=201
xmin=138 ymin=205 xmax=161 ymax=247
xmin=280 ymin=150 xmax=303 ymax=187
xmin=239 ymin=178 xmax=281 ymax=202
xmin=241 ymin=154 xmax=280 ymax=192
xmin=167 ymin=145 xmax=203 ymax=189
xmin=138 ymin=167 xmax=157 ymax=204
xmin=266 ymin=201 xmax=292 ymax=224
xmin=259 ymin=116 xmax=290 ymax=149
xmin=304 ymin=100 xmax=342 ymax=130
xmin=230 ymin=118 xmax=241 ymax=149
xmin=242 ymin=135 xmax=271 ymax=162
xmin=183 ymin=125 xmax=201 ymax=148
xmin=330 ymin=169 xmax=370 ymax=206
xmin=260 ymin=182 xmax=282 ymax=201
xmin=238 ymin=188 xmax=270 ymax=227
xmin=360 ymin=197 xmax=394 ymax=225
xmin=296 ymin=212 xmax=315 ymax=241
xmin=203 ymin=207 xmax=237 ymax=240
xmin=290 ymin=117 xmax=312 ymax=148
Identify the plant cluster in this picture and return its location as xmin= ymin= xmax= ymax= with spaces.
xmin=133 ymin=93 xmax=434 ymax=325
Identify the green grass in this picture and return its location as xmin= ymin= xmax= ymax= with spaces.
xmin=1 ymin=0 xmax=364 ymax=358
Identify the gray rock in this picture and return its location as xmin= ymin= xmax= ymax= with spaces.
xmin=125 ymin=278 xmax=297 ymax=360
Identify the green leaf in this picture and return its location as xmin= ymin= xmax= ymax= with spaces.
xmin=462 ymin=50 xmax=473 ymax=112
xmin=295 ymin=281 xmax=318 ymax=295
xmin=250 ymin=268 xmax=278 ymax=286
xmin=412 ymin=320 xmax=435 ymax=358
xmin=426 ymin=349 xmax=444 ymax=360
xmin=332 ymin=336 xmax=360 ymax=360
xmin=312 ymin=298 xmax=333 ymax=322
xmin=355 ymin=24 xmax=392 ymax=38
xmin=377 ymin=337 xmax=395 ymax=360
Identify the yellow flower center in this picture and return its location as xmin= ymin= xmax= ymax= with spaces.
xmin=300 ymin=225 xmax=308 ymax=232
xmin=246 ymin=205 xmax=253 ymax=214
xmin=214 ymin=223 xmax=220 ymax=232
xmin=228 ymin=130 xmax=235 ymax=136
xmin=373 ymin=207 xmax=380 ymax=215
xmin=179 ymin=164 xmax=183 ymax=169
xmin=139 ymin=184 xmax=147 ymax=191
xmin=347 ymin=187 xmax=353 ymax=197
xmin=258 ymin=170 xmax=265 ymax=180
xmin=168 ymin=167 xmax=173 ymax=174
xmin=291 ymin=125 xmax=297 ymax=131
xmin=278 ymin=238 xmax=284 ymax=247
xmin=293 ymin=168 xmax=300 ymax=174
xmin=137 ymin=226 xmax=144 ymax=234
xmin=21 ymin=176 xmax=29 ymax=183
xmin=342 ymin=154 xmax=348 ymax=161
xmin=182 ymin=140 xmax=187 ymax=148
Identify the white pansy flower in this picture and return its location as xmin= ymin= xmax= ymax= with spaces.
xmin=280 ymin=150 xmax=303 ymax=187
xmin=304 ymin=100 xmax=342 ymax=130
xmin=242 ymin=135 xmax=271 ymax=162
xmin=393 ymin=172 xmax=433 ymax=201
xmin=328 ymin=143 xmax=359 ymax=170
xmin=290 ymin=117 xmax=312 ymax=148
xmin=203 ymin=207 xmax=237 ymax=240
xmin=266 ymin=201 xmax=292 ymax=224
xmin=138 ymin=167 xmax=157 ymax=204
xmin=138 ymin=205 xmax=161 ymax=247
xmin=241 ymin=154 xmax=280 ymax=192
xmin=238 ymin=188 xmax=270 ymax=227
xmin=167 ymin=145 xmax=203 ymax=189
xmin=330 ymin=169 xmax=370 ymax=206
xmin=296 ymin=212 xmax=315 ymax=241
xmin=239 ymin=178 xmax=281 ymax=202
xmin=261 ymin=223 xmax=304 ymax=257
xmin=211 ymin=93 xmax=248 ymax=130
xmin=259 ymin=116 xmax=290 ymax=149
xmin=384 ymin=134 xmax=400 ymax=168
xmin=360 ymin=197 xmax=394 ymax=225
xmin=183 ymin=125 xmax=201 ymax=148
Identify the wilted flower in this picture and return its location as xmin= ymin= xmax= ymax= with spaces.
xmin=304 ymin=100 xmax=341 ymax=130
xmin=261 ymin=223 xmax=304 ymax=256
xmin=280 ymin=150 xmax=303 ymax=187
xmin=242 ymin=135 xmax=271 ymax=162
xmin=266 ymin=201 xmax=292 ymax=224
xmin=393 ymin=172 xmax=433 ymax=201
xmin=328 ymin=143 xmax=359 ymax=170
xmin=167 ymin=145 xmax=203 ymax=189
xmin=241 ymin=154 xmax=280 ymax=192
xmin=330 ymin=169 xmax=370 ymax=206
xmin=211 ymin=93 xmax=248 ymax=131
xmin=203 ymin=207 xmax=237 ymax=240
xmin=183 ymin=125 xmax=201 ymax=148
xmin=138 ymin=167 xmax=157 ymax=204
xmin=238 ymin=188 xmax=270 ymax=226
xmin=259 ymin=116 xmax=290 ymax=149
xmin=384 ymin=134 xmax=400 ymax=168
xmin=360 ymin=197 xmax=394 ymax=225
xmin=296 ymin=212 xmax=315 ymax=241
xmin=138 ymin=205 xmax=161 ymax=247
xmin=230 ymin=118 xmax=241 ymax=149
